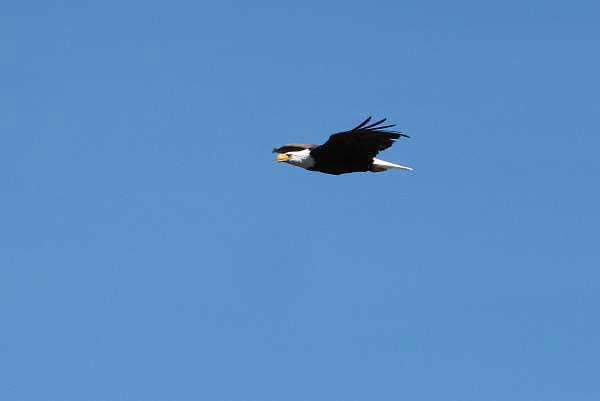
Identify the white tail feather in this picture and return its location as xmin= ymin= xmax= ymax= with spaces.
xmin=372 ymin=158 xmax=413 ymax=171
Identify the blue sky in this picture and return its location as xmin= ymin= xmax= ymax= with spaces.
xmin=2 ymin=1 xmax=600 ymax=400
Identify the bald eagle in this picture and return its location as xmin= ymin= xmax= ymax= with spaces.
xmin=273 ymin=117 xmax=413 ymax=175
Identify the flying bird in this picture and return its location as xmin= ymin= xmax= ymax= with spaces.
xmin=273 ymin=117 xmax=413 ymax=175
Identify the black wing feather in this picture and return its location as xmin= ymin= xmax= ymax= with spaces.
xmin=363 ymin=118 xmax=387 ymax=129
xmin=314 ymin=116 xmax=408 ymax=158
xmin=371 ymin=123 xmax=396 ymax=130
xmin=351 ymin=116 xmax=372 ymax=131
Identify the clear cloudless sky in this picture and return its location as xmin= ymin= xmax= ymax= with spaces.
xmin=2 ymin=1 xmax=600 ymax=400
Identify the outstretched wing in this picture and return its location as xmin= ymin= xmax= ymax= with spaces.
xmin=312 ymin=117 xmax=409 ymax=160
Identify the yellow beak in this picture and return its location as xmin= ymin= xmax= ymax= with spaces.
xmin=276 ymin=154 xmax=290 ymax=162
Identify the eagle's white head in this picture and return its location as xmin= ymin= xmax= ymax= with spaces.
xmin=275 ymin=149 xmax=315 ymax=169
